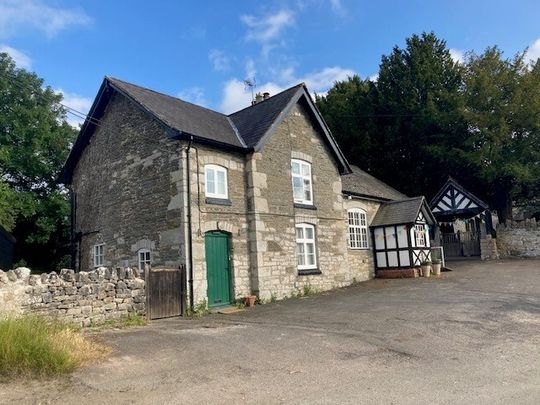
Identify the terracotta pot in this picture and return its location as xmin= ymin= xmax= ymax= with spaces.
xmin=432 ymin=263 xmax=441 ymax=276
xmin=421 ymin=265 xmax=431 ymax=277
xmin=244 ymin=295 xmax=256 ymax=307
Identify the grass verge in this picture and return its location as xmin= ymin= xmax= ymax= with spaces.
xmin=0 ymin=316 xmax=109 ymax=379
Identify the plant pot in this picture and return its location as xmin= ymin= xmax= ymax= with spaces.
xmin=421 ymin=265 xmax=431 ymax=277
xmin=432 ymin=263 xmax=441 ymax=276
xmin=244 ymin=295 xmax=256 ymax=307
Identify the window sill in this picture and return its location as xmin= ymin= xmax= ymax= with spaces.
xmin=298 ymin=269 xmax=322 ymax=276
xmin=294 ymin=203 xmax=317 ymax=210
xmin=348 ymin=247 xmax=370 ymax=251
xmin=205 ymin=197 xmax=232 ymax=206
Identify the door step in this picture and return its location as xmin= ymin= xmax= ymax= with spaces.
xmin=214 ymin=306 xmax=245 ymax=315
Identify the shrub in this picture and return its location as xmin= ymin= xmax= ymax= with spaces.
xmin=0 ymin=316 xmax=109 ymax=378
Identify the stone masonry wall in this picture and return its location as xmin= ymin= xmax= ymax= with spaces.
xmin=72 ymin=92 xmax=184 ymax=271
xmin=497 ymin=220 xmax=540 ymax=258
xmin=187 ymin=143 xmax=252 ymax=304
xmin=245 ymin=102 xmax=353 ymax=300
xmin=0 ymin=267 xmax=145 ymax=326
xmin=343 ymin=198 xmax=380 ymax=281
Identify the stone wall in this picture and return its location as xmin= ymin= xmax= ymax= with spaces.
xmin=343 ymin=197 xmax=380 ymax=281
xmin=0 ymin=267 xmax=145 ymax=326
xmin=71 ymin=92 xmax=184 ymax=271
xmin=244 ymin=102 xmax=351 ymax=300
xmin=497 ymin=220 xmax=540 ymax=258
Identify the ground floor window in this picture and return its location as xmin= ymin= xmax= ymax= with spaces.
xmin=348 ymin=208 xmax=369 ymax=249
xmin=295 ymin=223 xmax=317 ymax=270
xmin=414 ymin=224 xmax=426 ymax=247
xmin=138 ymin=249 xmax=151 ymax=272
xmin=93 ymin=244 xmax=104 ymax=267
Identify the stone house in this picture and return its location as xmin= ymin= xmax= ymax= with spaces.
xmin=60 ymin=77 xmax=435 ymax=310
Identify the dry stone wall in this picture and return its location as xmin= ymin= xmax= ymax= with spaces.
xmin=0 ymin=267 xmax=145 ymax=326
xmin=496 ymin=220 xmax=540 ymax=258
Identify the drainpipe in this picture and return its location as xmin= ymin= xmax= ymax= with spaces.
xmin=68 ymin=186 xmax=77 ymax=270
xmin=186 ymin=136 xmax=195 ymax=312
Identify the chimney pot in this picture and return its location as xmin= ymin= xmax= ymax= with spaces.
xmin=263 ymin=92 xmax=270 ymax=100
xmin=253 ymin=92 xmax=263 ymax=104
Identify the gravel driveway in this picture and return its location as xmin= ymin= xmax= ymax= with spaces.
xmin=1 ymin=259 xmax=539 ymax=404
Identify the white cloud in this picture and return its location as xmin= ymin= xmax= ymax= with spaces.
xmin=241 ymin=10 xmax=294 ymax=43
xmin=219 ymin=65 xmax=355 ymax=114
xmin=449 ymin=48 xmax=464 ymax=64
xmin=368 ymin=73 xmax=379 ymax=82
xmin=240 ymin=9 xmax=294 ymax=57
xmin=298 ymin=66 xmax=355 ymax=93
xmin=0 ymin=44 xmax=31 ymax=68
xmin=208 ymin=49 xmax=230 ymax=72
xmin=56 ymin=89 xmax=92 ymax=128
xmin=0 ymin=0 xmax=91 ymax=39
xmin=525 ymin=38 xmax=540 ymax=65
xmin=177 ymin=86 xmax=209 ymax=108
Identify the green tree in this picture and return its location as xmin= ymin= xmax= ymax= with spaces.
xmin=317 ymin=32 xmax=469 ymax=198
xmin=0 ymin=52 xmax=76 ymax=269
xmin=316 ymin=76 xmax=380 ymax=172
xmin=462 ymin=48 xmax=540 ymax=221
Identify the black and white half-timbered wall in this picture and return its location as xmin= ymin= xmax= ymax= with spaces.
xmin=370 ymin=197 xmax=437 ymax=271
xmin=429 ymin=178 xmax=495 ymax=258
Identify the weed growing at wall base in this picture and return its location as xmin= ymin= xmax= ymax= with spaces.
xmin=0 ymin=316 xmax=109 ymax=379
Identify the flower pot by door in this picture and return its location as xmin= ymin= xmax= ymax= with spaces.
xmin=432 ymin=263 xmax=441 ymax=276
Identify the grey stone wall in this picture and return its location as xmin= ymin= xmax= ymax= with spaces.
xmin=244 ymin=102 xmax=351 ymax=300
xmin=71 ymin=92 xmax=184 ymax=271
xmin=0 ymin=267 xmax=145 ymax=326
xmin=343 ymin=198 xmax=380 ymax=281
xmin=497 ymin=220 xmax=540 ymax=258
xmin=187 ymin=143 xmax=252 ymax=303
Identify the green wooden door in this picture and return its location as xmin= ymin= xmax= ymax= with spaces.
xmin=205 ymin=232 xmax=232 ymax=307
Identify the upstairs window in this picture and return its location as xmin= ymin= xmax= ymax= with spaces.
xmin=205 ymin=165 xmax=228 ymax=199
xmin=414 ymin=224 xmax=426 ymax=247
xmin=295 ymin=223 xmax=317 ymax=270
xmin=93 ymin=244 xmax=104 ymax=267
xmin=138 ymin=249 xmax=151 ymax=272
xmin=291 ymin=159 xmax=313 ymax=205
xmin=348 ymin=209 xmax=369 ymax=249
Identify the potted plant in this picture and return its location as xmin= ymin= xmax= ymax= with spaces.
xmin=432 ymin=259 xmax=442 ymax=276
xmin=421 ymin=261 xmax=432 ymax=277
xmin=244 ymin=295 xmax=257 ymax=307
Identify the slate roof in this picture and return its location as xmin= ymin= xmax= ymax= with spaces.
xmin=60 ymin=77 xmax=350 ymax=183
xmin=228 ymin=84 xmax=304 ymax=148
xmin=371 ymin=197 xmax=434 ymax=227
xmin=107 ymin=78 xmax=245 ymax=148
xmin=341 ymin=165 xmax=406 ymax=201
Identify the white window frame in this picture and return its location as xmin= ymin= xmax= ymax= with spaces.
xmin=348 ymin=208 xmax=369 ymax=249
xmin=138 ymin=249 xmax=151 ymax=272
xmin=295 ymin=223 xmax=317 ymax=270
xmin=291 ymin=159 xmax=313 ymax=205
xmin=93 ymin=244 xmax=104 ymax=267
xmin=204 ymin=164 xmax=228 ymax=199
xmin=414 ymin=224 xmax=426 ymax=247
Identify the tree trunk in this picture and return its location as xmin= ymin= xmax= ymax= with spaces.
xmin=494 ymin=182 xmax=513 ymax=224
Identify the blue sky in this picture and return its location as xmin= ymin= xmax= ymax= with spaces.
xmin=1 ymin=0 xmax=540 ymax=126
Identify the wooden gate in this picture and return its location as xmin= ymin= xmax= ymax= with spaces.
xmin=145 ymin=266 xmax=186 ymax=319
xmin=441 ymin=232 xmax=480 ymax=257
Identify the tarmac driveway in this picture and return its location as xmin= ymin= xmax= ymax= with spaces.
xmin=2 ymin=259 xmax=540 ymax=404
